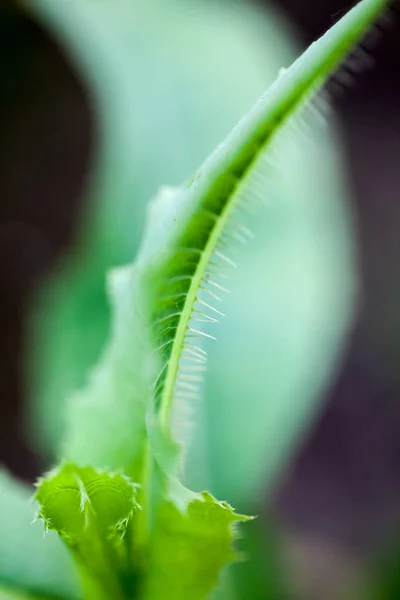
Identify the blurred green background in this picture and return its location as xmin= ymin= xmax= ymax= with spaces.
xmin=0 ymin=0 xmax=400 ymax=598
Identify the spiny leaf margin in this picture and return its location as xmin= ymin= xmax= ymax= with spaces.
xmin=34 ymin=462 xmax=250 ymax=600
xmin=35 ymin=463 xmax=140 ymax=600
xmin=147 ymin=0 xmax=391 ymax=432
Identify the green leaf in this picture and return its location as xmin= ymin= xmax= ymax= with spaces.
xmin=25 ymin=0 xmax=297 ymax=461
xmin=35 ymin=1 xmax=388 ymax=598
xmin=35 ymin=464 xmax=140 ymax=600
xmin=62 ymin=0 xmax=388 ymax=475
xmin=140 ymin=0 xmax=389 ymax=438
xmin=0 ymin=469 xmax=81 ymax=600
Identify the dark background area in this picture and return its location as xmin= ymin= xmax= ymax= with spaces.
xmin=0 ymin=1 xmax=399 ymax=595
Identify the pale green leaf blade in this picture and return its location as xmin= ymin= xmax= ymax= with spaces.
xmin=0 ymin=469 xmax=81 ymax=600
xmin=61 ymin=266 xmax=157 ymax=479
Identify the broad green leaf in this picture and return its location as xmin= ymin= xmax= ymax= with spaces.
xmin=0 ymin=469 xmax=81 ymax=600
xmin=25 ymin=0 xmax=297 ymax=461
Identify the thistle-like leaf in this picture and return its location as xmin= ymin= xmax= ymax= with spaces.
xmin=34 ymin=461 xmax=249 ymax=600
xmin=25 ymin=0 xmax=298 ymax=462
xmin=37 ymin=0 xmax=389 ymax=598
xmin=62 ymin=0 xmax=389 ymax=471
xmin=35 ymin=464 xmax=140 ymax=600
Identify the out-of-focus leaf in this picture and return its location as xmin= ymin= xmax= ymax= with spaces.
xmin=25 ymin=0 xmax=296 ymax=460
xmin=59 ymin=265 xmax=155 ymax=478
xmin=0 ymin=591 xmax=47 ymax=600
xmin=0 ymin=469 xmax=81 ymax=600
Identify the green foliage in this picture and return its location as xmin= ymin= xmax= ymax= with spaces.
xmin=34 ymin=463 xmax=249 ymax=600
xmin=26 ymin=0 xmax=356 ymax=520
xmin=61 ymin=0 xmax=387 ymax=470
xmin=2 ymin=0 xmax=390 ymax=599
xmin=0 ymin=469 xmax=80 ymax=600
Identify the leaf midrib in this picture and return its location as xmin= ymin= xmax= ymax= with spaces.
xmin=158 ymin=182 xmax=240 ymax=428
xmin=156 ymin=0 xmax=389 ymax=430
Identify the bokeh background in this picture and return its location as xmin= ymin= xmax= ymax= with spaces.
xmin=1 ymin=1 xmax=400 ymax=598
